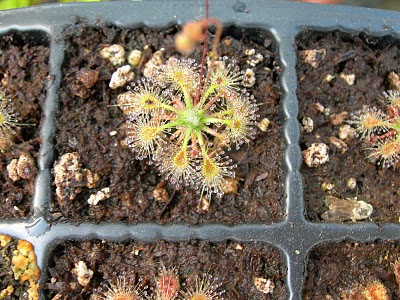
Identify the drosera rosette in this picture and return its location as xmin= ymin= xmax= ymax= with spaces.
xmin=351 ymin=90 xmax=400 ymax=168
xmin=117 ymin=55 xmax=258 ymax=199
xmin=180 ymin=273 xmax=225 ymax=300
xmin=153 ymin=266 xmax=180 ymax=300
xmin=0 ymin=88 xmax=27 ymax=152
xmin=94 ymin=273 xmax=143 ymax=300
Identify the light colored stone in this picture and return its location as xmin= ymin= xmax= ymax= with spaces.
xmin=87 ymin=188 xmax=111 ymax=206
xmin=321 ymin=182 xmax=334 ymax=191
xmin=346 ymin=178 xmax=357 ymax=190
xmin=302 ymin=117 xmax=314 ymax=133
xmin=100 ymin=44 xmax=125 ymax=66
xmin=338 ymin=124 xmax=356 ymax=140
xmin=109 ymin=65 xmax=134 ymax=89
xmin=302 ymin=143 xmax=329 ymax=167
xmin=153 ymin=187 xmax=170 ymax=203
xmin=127 ymin=49 xmax=142 ymax=67
xmin=299 ymin=49 xmax=326 ymax=68
xmin=340 ymin=72 xmax=356 ymax=85
xmin=254 ymin=277 xmax=275 ymax=294
xmin=7 ymin=159 xmax=19 ymax=181
xmin=71 ymin=261 xmax=93 ymax=287
xmin=243 ymin=68 xmax=256 ymax=87
xmin=258 ymin=118 xmax=270 ymax=132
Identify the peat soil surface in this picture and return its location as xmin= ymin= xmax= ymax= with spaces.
xmin=0 ymin=31 xmax=48 ymax=218
xmin=51 ymin=21 xmax=284 ymax=224
xmin=45 ymin=240 xmax=287 ymax=300
xmin=303 ymin=240 xmax=400 ymax=299
xmin=297 ymin=31 xmax=400 ymax=223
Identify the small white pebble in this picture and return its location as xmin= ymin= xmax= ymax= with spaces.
xmin=312 ymin=102 xmax=325 ymax=113
xmin=324 ymin=74 xmax=335 ymax=82
xmin=127 ymin=49 xmax=142 ymax=67
xmin=340 ymin=72 xmax=356 ymax=85
xmin=198 ymin=196 xmax=210 ymax=213
xmin=109 ymin=65 xmax=135 ymax=89
xmin=255 ymin=53 xmax=264 ymax=62
xmin=258 ymin=118 xmax=270 ymax=132
xmin=323 ymin=107 xmax=331 ymax=117
xmin=109 ymin=131 xmax=117 ymax=136
xmin=302 ymin=143 xmax=329 ymax=167
xmin=87 ymin=187 xmax=111 ymax=206
xmin=254 ymin=277 xmax=275 ymax=294
xmin=302 ymin=117 xmax=314 ymax=133
xmin=243 ymin=68 xmax=256 ymax=87
xmin=71 ymin=261 xmax=93 ymax=287
xmin=7 ymin=159 xmax=19 ymax=181
xmin=346 ymin=178 xmax=357 ymax=190
xmin=338 ymin=124 xmax=356 ymax=140
xmin=246 ymin=53 xmax=264 ymax=67
xmin=245 ymin=48 xmax=256 ymax=56
xmin=234 ymin=244 xmax=243 ymax=251
xmin=299 ymin=48 xmax=326 ymax=68
xmin=132 ymin=248 xmax=142 ymax=256
xmin=321 ymin=182 xmax=334 ymax=191
xmin=100 ymin=44 xmax=125 ymax=66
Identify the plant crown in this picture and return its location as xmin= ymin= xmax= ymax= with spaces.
xmin=351 ymin=90 xmax=400 ymax=168
xmin=121 ymin=56 xmax=258 ymax=198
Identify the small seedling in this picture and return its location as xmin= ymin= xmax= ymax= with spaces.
xmin=0 ymin=89 xmax=20 ymax=152
xmin=154 ymin=267 xmax=180 ymax=300
xmin=351 ymin=90 xmax=400 ymax=168
xmin=342 ymin=280 xmax=389 ymax=300
xmin=362 ymin=280 xmax=390 ymax=300
xmin=180 ymin=273 xmax=224 ymax=300
xmin=97 ymin=275 xmax=141 ymax=300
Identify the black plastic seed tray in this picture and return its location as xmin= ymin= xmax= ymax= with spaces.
xmin=1 ymin=1 xmax=400 ymax=299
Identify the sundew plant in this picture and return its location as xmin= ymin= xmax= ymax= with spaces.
xmin=0 ymin=89 xmax=22 ymax=152
xmin=120 ymin=56 xmax=258 ymax=198
xmin=352 ymin=90 xmax=400 ymax=168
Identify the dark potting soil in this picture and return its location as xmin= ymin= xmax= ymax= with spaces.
xmin=303 ymin=240 xmax=400 ymax=299
xmin=45 ymin=240 xmax=287 ymax=300
xmin=50 ymin=20 xmax=284 ymax=224
xmin=0 ymin=31 xmax=48 ymax=218
xmin=297 ymin=31 xmax=400 ymax=223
